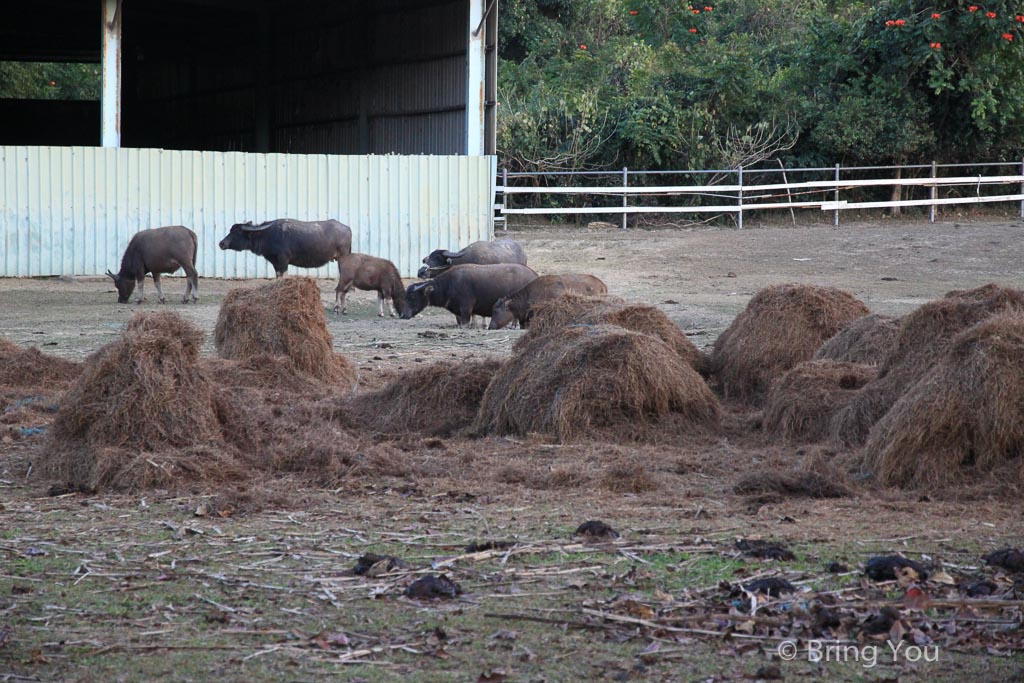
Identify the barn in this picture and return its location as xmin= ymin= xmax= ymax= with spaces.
xmin=0 ymin=0 xmax=498 ymax=278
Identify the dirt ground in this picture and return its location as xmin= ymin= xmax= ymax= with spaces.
xmin=1 ymin=216 xmax=1024 ymax=682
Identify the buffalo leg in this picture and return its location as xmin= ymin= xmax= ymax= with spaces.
xmin=134 ymin=277 xmax=145 ymax=304
xmin=376 ymin=291 xmax=392 ymax=318
xmin=335 ymin=284 xmax=352 ymax=315
xmin=152 ymin=273 xmax=167 ymax=304
xmin=182 ymin=262 xmax=199 ymax=304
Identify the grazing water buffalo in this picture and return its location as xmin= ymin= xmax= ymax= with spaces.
xmin=335 ymin=253 xmax=407 ymax=318
xmin=488 ymin=274 xmax=608 ymax=330
xmin=107 ymin=225 xmax=199 ymax=305
xmin=401 ymin=263 xmax=538 ymax=327
xmin=417 ymin=238 xmax=527 ymax=278
xmin=218 ymin=218 xmax=353 ymax=312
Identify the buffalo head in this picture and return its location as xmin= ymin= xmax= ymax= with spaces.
xmin=107 ymin=269 xmax=135 ymax=304
xmin=218 ymin=221 xmax=261 ymax=250
xmin=401 ymin=281 xmax=434 ymax=319
xmin=488 ymin=297 xmax=516 ymax=330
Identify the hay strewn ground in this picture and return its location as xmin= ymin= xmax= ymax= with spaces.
xmin=477 ymin=324 xmax=720 ymax=443
xmin=831 ymin=283 xmax=1024 ymax=447
xmin=860 ymin=313 xmax=1024 ymax=492
xmin=815 ymin=313 xmax=900 ymax=366
xmin=764 ymin=360 xmax=875 ymax=443
xmin=0 ymin=338 xmax=82 ymax=388
xmin=516 ymin=294 xmax=706 ymax=373
xmin=709 ymin=284 xmax=869 ymax=405
xmin=343 ymin=357 xmax=503 ymax=435
xmin=214 ymin=277 xmax=355 ymax=388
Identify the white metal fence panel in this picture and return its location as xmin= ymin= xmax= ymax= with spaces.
xmin=0 ymin=146 xmax=496 ymax=278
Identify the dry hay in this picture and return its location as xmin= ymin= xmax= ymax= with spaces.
xmin=476 ymin=324 xmax=720 ymax=443
xmin=40 ymin=312 xmax=246 ymax=491
xmin=344 ymin=357 xmax=503 ymax=435
xmin=733 ymin=453 xmax=852 ymax=499
xmin=214 ymin=277 xmax=355 ymax=387
xmin=764 ymin=360 xmax=876 ymax=443
xmin=814 ymin=314 xmax=900 ymax=366
xmin=515 ymin=294 xmax=705 ymax=373
xmin=0 ymin=338 xmax=82 ymax=389
xmin=708 ymin=284 xmax=870 ymax=405
xmin=831 ymin=283 xmax=1024 ymax=447
xmin=860 ymin=313 xmax=1024 ymax=492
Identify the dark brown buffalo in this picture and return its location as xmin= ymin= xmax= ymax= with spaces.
xmin=107 ymin=225 xmax=199 ymax=305
xmin=335 ymin=253 xmax=407 ymax=317
xmin=401 ymin=263 xmax=538 ymax=327
xmin=418 ymin=238 xmax=527 ymax=278
xmin=488 ymin=274 xmax=608 ymax=329
xmin=218 ymin=218 xmax=353 ymax=311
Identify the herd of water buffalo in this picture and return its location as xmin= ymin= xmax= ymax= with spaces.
xmin=106 ymin=218 xmax=607 ymax=328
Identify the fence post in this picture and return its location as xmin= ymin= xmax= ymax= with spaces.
xmin=621 ymin=166 xmax=628 ymax=230
xmin=834 ymin=163 xmax=840 ymax=227
xmin=1020 ymin=157 xmax=1023 ymax=220
xmin=737 ymin=165 xmax=744 ymax=230
xmin=929 ymin=161 xmax=937 ymax=223
xmin=501 ymin=167 xmax=508 ymax=231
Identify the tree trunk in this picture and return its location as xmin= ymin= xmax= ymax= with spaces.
xmin=890 ymin=167 xmax=902 ymax=216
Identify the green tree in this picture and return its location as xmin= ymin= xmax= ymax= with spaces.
xmin=0 ymin=61 xmax=100 ymax=100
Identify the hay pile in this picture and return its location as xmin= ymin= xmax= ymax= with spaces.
xmin=517 ymin=294 xmax=706 ymax=373
xmin=709 ymin=284 xmax=870 ymax=404
xmin=476 ymin=324 xmax=720 ymax=443
xmin=40 ymin=312 xmax=245 ymax=491
xmin=860 ymin=313 xmax=1024 ymax=491
xmin=764 ymin=360 xmax=876 ymax=443
xmin=0 ymin=338 xmax=82 ymax=388
xmin=214 ymin=277 xmax=355 ymax=387
xmin=733 ymin=453 xmax=852 ymax=499
xmin=344 ymin=357 xmax=503 ymax=435
xmin=831 ymin=284 xmax=1024 ymax=447
xmin=815 ymin=314 xmax=900 ymax=365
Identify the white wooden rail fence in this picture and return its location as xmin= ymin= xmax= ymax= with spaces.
xmin=495 ymin=161 xmax=1024 ymax=228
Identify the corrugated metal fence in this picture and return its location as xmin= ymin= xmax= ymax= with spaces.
xmin=0 ymin=146 xmax=496 ymax=279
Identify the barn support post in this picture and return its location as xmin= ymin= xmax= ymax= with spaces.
xmin=253 ymin=9 xmax=271 ymax=153
xmin=484 ymin=0 xmax=498 ymax=155
xmin=467 ymin=0 xmax=486 ymax=155
xmin=621 ymin=167 xmax=628 ymax=230
xmin=834 ymin=163 xmax=840 ymax=227
xmin=930 ymin=160 xmax=938 ymax=223
xmin=100 ymin=0 xmax=123 ymax=148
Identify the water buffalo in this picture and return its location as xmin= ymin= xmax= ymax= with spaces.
xmin=488 ymin=274 xmax=608 ymax=330
xmin=218 ymin=218 xmax=353 ymax=312
xmin=417 ymin=238 xmax=527 ymax=278
xmin=401 ymin=263 xmax=538 ymax=327
xmin=335 ymin=253 xmax=407 ymax=318
xmin=106 ymin=225 xmax=199 ymax=305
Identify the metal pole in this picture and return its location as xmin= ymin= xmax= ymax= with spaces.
xmin=930 ymin=160 xmax=937 ymax=223
xmin=502 ymin=167 xmax=508 ymax=231
xmin=100 ymin=0 xmax=122 ymax=148
xmin=833 ymin=163 xmax=840 ymax=227
xmin=621 ymin=167 xmax=628 ymax=230
xmin=737 ymin=165 xmax=743 ymax=230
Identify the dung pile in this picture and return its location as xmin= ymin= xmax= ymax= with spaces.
xmin=860 ymin=313 xmax=1024 ymax=492
xmin=344 ymin=357 xmax=503 ymax=435
xmin=831 ymin=284 xmax=1024 ymax=447
xmin=476 ymin=324 xmax=719 ymax=443
xmin=518 ymin=294 xmax=705 ymax=372
xmin=815 ymin=314 xmax=900 ymax=366
xmin=709 ymin=284 xmax=869 ymax=404
xmin=764 ymin=360 xmax=876 ymax=443
xmin=214 ymin=277 xmax=355 ymax=387
xmin=40 ymin=312 xmax=245 ymax=491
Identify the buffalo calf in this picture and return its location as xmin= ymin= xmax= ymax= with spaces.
xmin=107 ymin=225 xmax=199 ymax=305
xmin=336 ymin=253 xmax=407 ymax=317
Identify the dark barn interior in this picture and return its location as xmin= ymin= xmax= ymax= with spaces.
xmin=0 ymin=0 xmax=491 ymax=155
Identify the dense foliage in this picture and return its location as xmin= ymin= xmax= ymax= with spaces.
xmin=498 ymin=0 xmax=1024 ymax=171
xmin=0 ymin=62 xmax=100 ymax=101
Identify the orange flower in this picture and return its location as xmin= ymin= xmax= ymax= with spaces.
xmin=969 ymin=5 xmax=979 ymax=11
xmin=704 ymin=6 xmax=713 ymax=11
xmin=579 ymin=44 xmax=587 ymax=50
xmin=885 ymin=20 xmax=895 ymax=26
xmin=629 ymin=9 xmax=638 ymax=14
xmin=1017 ymin=15 xmax=1024 ymax=22
xmin=1003 ymin=33 xmax=1014 ymax=41
xmin=986 ymin=11 xmax=997 ymax=18
xmin=930 ymin=42 xmax=942 ymax=49
xmin=689 ymin=27 xmax=698 ymax=33
xmin=692 ymin=8 xmax=700 ymax=13
xmin=931 ymin=13 xmax=941 ymax=20
xmin=895 ymin=19 xmax=906 ymax=26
